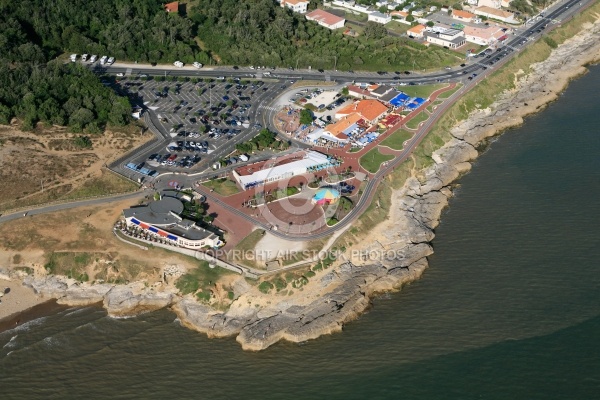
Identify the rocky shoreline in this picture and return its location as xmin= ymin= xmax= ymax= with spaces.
xmin=14 ymin=18 xmax=600 ymax=350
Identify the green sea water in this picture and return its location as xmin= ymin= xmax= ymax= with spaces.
xmin=1 ymin=65 xmax=599 ymax=399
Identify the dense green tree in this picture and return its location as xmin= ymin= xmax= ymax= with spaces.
xmin=299 ymin=109 xmax=313 ymax=125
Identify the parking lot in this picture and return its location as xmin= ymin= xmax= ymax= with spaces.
xmin=114 ymin=77 xmax=284 ymax=175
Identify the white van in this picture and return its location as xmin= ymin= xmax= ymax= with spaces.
xmin=100 ymin=55 xmax=107 ymax=65
xmin=173 ymin=61 xmax=184 ymax=68
xmin=90 ymin=55 xmax=98 ymax=63
xmin=193 ymin=62 xmax=203 ymax=69
xmin=70 ymin=54 xmax=77 ymax=62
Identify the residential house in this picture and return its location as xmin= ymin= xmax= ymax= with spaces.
xmin=407 ymin=24 xmax=427 ymax=39
xmin=348 ymin=85 xmax=375 ymax=99
xmin=391 ymin=10 xmax=408 ymax=19
xmin=280 ymin=0 xmax=310 ymax=14
xmin=452 ymin=9 xmax=476 ymax=22
xmin=335 ymin=99 xmax=388 ymax=124
xmin=463 ymin=25 xmax=505 ymax=45
xmin=477 ymin=0 xmax=502 ymax=8
xmin=368 ymin=12 xmax=392 ymax=24
xmin=425 ymin=28 xmax=466 ymax=48
xmin=306 ymin=9 xmax=346 ymax=29
xmin=164 ymin=1 xmax=179 ymax=13
xmin=370 ymin=86 xmax=394 ymax=98
xmin=474 ymin=6 xmax=516 ymax=23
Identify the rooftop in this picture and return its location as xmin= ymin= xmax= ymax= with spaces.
xmin=123 ymin=196 xmax=183 ymax=227
xmin=336 ymin=99 xmax=389 ymax=121
xmin=380 ymin=89 xmax=401 ymax=103
xmin=408 ymin=24 xmax=426 ymax=34
xmin=475 ymin=6 xmax=515 ymax=19
xmin=306 ymin=9 xmax=345 ymax=26
xmin=452 ymin=9 xmax=475 ymax=19
xmin=325 ymin=113 xmax=364 ymax=139
xmin=463 ymin=25 xmax=504 ymax=39
xmin=164 ymin=1 xmax=179 ymax=13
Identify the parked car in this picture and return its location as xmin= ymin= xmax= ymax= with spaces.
xmin=173 ymin=61 xmax=184 ymax=68
xmin=193 ymin=62 xmax=203 ymax=68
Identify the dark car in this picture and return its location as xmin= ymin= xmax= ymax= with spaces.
xmin=377 ymin=71 xmax=387 ymax=75
xmin=404 ymin=71 xmax=411 ymax=75
xmin=318 ymin=69 xmax=324 ymax=73
xmin=233 ymin=66 xmax=239 ymax=69
xmin=460 ymin=63 xmax=466 ymax=67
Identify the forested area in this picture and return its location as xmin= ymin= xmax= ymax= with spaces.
xmin=0 ymin=17 xmax=131 ymax=131
xmin=192 ymin=0 xmax=457 ymax=70
xmin=0 ymin=0 xmax=460 ymax=130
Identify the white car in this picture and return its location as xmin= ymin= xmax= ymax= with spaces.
xmin=100 ymin=55 xmax=107 ymax=65
xmin=90 ymin=55 xmax=97 ymax=63
xmin=116 ymin=72 xmax=124 ymax=77
xmin=107 ymin=57 xmax=115 ymax=65
xmin=81 ymin=54 xmax=88 ymax=62
xmin=173 ymin=61 xmax=184 ymax=68
xmin=249 ymin=66 xmax=255 ymax=69
xmin=69 ymin=54 xmax=77 ymax=62
xmin=193 ymin=62 xmax=203 ymax=69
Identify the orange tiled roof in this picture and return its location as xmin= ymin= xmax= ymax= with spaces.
xmin=326 ymin=113 xmax=363 ymax=139
xmin=337 ymin=99 xmax=388 ymax=122
xmin=164 ymin=1 xmax=179 ymax=12
xmin=452 ymin=9 xmax=475 ymax=19
xmin=408 ymin=24 xmax=426 ymax=34
xmin=306 ymin=9 xmax=345 ymax=26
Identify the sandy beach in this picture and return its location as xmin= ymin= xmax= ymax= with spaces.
xmin=0 ymin=278 xmax=46 ymax=321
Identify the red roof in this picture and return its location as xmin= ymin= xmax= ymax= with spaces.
xmin=164 ymin=1 xmax=179 ymax=13
xmin=306 ymin=9 xmax=345 ymax=27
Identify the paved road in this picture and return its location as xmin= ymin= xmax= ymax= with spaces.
xmin=0 ymin=191 xmax=149 ymax=224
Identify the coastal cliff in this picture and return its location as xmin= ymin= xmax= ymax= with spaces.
xmin=18 ymin=17 xmax=600 ymax=350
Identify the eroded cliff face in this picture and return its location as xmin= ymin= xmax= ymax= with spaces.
xmin=21 ymin=19 xmax=600 ymax=351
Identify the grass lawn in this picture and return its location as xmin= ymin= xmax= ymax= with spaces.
xmin=405 ymin=111 xmax=430 ymax=130
xmin=436 ymin=83 xmax=462 ymax=99
xmin=175 ymin=260 xmax=233 ymax=296
xmin=380 ymin=129 xmax=413 ymax=150
xmin=360 ymin=148 xmax=394 ymax=173
xmin=202 ymin=178 xmax=240 ymax=196
xmin=386 ymin=21 xmax=410 ymax=35
xmin=426 ymin=100 xmax=444 ymax=113
xmin=397 ymin=83 xmax=446 ymax=99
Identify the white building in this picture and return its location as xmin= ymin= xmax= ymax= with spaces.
xmin=280 ymin=0 xmax=310 ymax=14
xmin=232 ymin=151 xmax=338 ymax=189
xmin=368 ymin=11 xmax=392 ymax=24
xmin=474 ymin=6 xmax=517 ymax=23
xmin=306 ymin=9 xmax=346 ymax=29
xmin=463 ymin=25 xmax=505 ymax=45
xmin=123 ymin=196 xmax=223 ymax=249
xmin=425 ymin=29 xmax=466 ymax=49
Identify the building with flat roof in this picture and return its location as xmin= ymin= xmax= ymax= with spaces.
xmin=368 ymin=11 xmax=392 ymax=24
xmin=306 ymin=9 xmax=346 ymax=29
xmin=232 ymin=151 xmax=339 ymax=190
xmin=123 ymin=196 xmax=222 ymax=249
xmin=425 ymin=29 xmax=466 ymax=49
xmin=279 ymin=0 xmax=310 ymax=14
